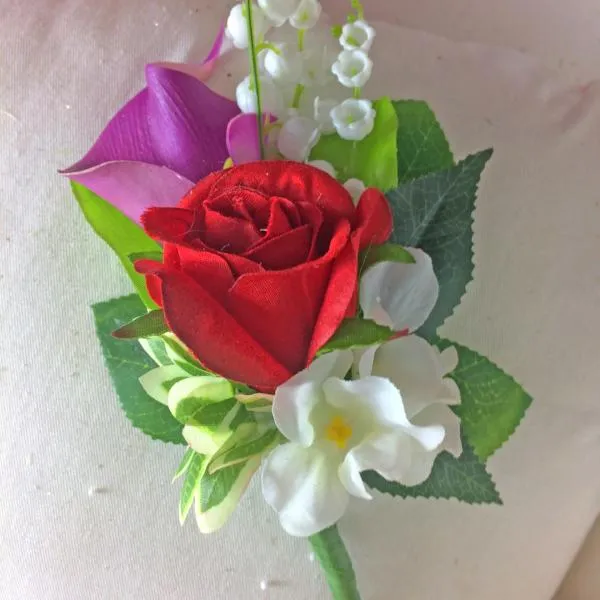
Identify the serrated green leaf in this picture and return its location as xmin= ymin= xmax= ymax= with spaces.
xmin=209 ymin=426 xmax=280 ymax=474
xmin=173 ymin=447 xmax=195 ymax=482
xmin=179 ymin=452 xmax=207 ymax=524
xmin=318 ymin=318 xmax=393 ymax=355
xmin=112 ymin=310 xmax=168 ymax=339
xmin=92 ymin=295 xmax=185 ymax=444
xmin=435 ymin=338 xmax=532 ymax=460
xmin=359 ymin=242 xmax=415 ymax=275
xmin=386 ymin=150 xmax=493 ymax=337
xmin=309 ymin=97 xmax=398 ymax=190
xmin=393 ymin=100 xmax=454 ymax=182
xmin=71 ymin=182 xmax=160 ymax=308
xmin=362 ymin=443 xmax=501 ymax=504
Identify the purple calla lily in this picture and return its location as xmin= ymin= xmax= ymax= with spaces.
xmin=62 ymin=28 xmax=240 ymax=224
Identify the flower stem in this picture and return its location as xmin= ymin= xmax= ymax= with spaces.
xmin=292 ymin=84 xmax=305 ymax=109
xmin=309 ymin=525 xmax=362 ymax=600
xmin=245 ymin=0 xmax=265 ymax=159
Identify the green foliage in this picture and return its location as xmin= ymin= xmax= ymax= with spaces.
xmin=92 ymin=295 xmax=185 ymax=444
xmin=112 ymin=310 xmax=168 ymax=339
xmin=436 ymin=338 xmax=532 ymax=460
xmin=199 ymin=461 xmax=249 ymax=512
xmin=179 ymin=451 xmax=206 ymax=524
xmin=393 ymin=100 xmax=454 ymax=182
xmin=362 ymin=442 xmax=501 ymax=504
xmin=386 ymin=150 xmax=493 ymax=337
xmin=310 ymin=97 xmax=399 ymax=190
xmin=318 ymin=318 xmax=393 ymax=356
xmin=173 ymin=448 xmax=195 ymax=482
xmin=71 ymin=182 xmax=160 ymax=308
xmin=359 ymin=243 xmax=415 ymax=275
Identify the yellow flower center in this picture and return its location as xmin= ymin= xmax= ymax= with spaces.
xmin=325 ymin=415 xmax=353 ymax=449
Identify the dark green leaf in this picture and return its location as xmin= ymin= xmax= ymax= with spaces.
xmin=199 ymin=461 xmax=247 ymax=512
xmin=112 ymin=310 xmax=168 ymax=339
xmin=359 ymin=242 xmax=415 ymax=275
xmin=188 ymin=398 xmax=238 ymax=428
xmin=71 ymin=182 xmax=161 ymax=308
xmin=309 ymin=97 xmax=398 ymax=190
xmin=179 ymin=452 xmax=206 ymax=523
xmin=362 ymin=443 xmax=501 ymax=504
xmin=318 ymin=318 xmax=393 ymax=355
xmin=92 ymin=294 xmax=185 ymax=444
xmin=393 ymin=100 xmax=454 ymax=182
xmin=435 ymin=338 xmax=532 ymax=460
xmin=386 ymin=150 xmax=493 ymax=336
xmin=209 ymin=427 xmax=280 ymax=473
xmin=173 ymin=447 xmax=195 ymax=482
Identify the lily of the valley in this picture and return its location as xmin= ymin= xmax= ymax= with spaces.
xmin=339 ymin=20 xmax=376 ymax=52
xmin=289 ymin=0 xmax=322 ymax=29
xmin=258 ymin=0 xmax=302 ymax=27
xmin=277 ymin=116 xmax=321 ymax=161
xmin=331 ymin=49 xmax=373 ymax=89
xmin=330 ymin=98 xmax=375 ymax=141
xmin=262 ymin=344 xmax=461 ymax=537
xmin=226 ymin=2 xmax=272 ymax=49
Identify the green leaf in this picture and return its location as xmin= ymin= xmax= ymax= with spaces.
xmin=436 ymin=338 xmax=532 ymax=460
xmin=112 ymin=310 xmax=168 ymax=339
xmin=194 ymin=456 xmax=261 ymax=533
xmin=393 ymin=100 xmax=454 ymax=182
xmin=310 ymin=97 xmax=399 ymax=190
xmin=173 ymin=447 xmax=195 ymax=482
xmin=362 ymin=443 xmax=501 ymax=504
xmin=71 ymin=182 xmax=161 ymax=308
xmin=318 ymin=318 xmax=393 ymax=355
xmin=386 ymin=150 xmax=493 ymax=337
xmin=179 ymin=451 xmax=207 ymax=524
xmin=208 ymin=426 xmax=281 ymax=473
xmin=168 ymin=378 xmax=236 ymax=425
xmin=138 ymin=365 xmax=190 ymax=405
xmin=92 ymin=295 xmax=185 ymax=444
xmin=359 ymin=242 xmax=415 ymax=274
xmin=128 ymin=251 xmax=163 ymax=263
xmin=188 ymin=398 xmax=239 ymax=428
xmin=139 ymin=337 xmax=172 ymax=367
xmin=309 ymin=525 xmax=361 ymax=600
xmin=162 ymin=335 xmax=210 ymax=376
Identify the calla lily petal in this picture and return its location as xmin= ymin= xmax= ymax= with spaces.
xmin=68 ymin=161 xmax=194 ymax=224
xmin=226 ymin=113 xmax=277 ymax=165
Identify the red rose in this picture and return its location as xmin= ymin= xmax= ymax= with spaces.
xmin=136 ymin=161 xmax=392 ymax=392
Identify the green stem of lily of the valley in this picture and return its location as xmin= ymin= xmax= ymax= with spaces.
xmin=245 ymin=0 xmax=265 ymax=159
xmin=309 ymin=525 xmax=362 ymax=600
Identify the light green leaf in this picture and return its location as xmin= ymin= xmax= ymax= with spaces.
xmin=71 ymin=182 xmax=160 ymax=308
xmin=362 ymin=442 xmax=501 ymax=504
xmin=92 ymin=295 xmax=185 ymax=444
xmin=309 ymin=97 xmax=398 ymax=190
xmin=138 ymin=365 xmax=190 ymax=405
xmin=436 ymin=338 xmax=532 ymax=460
xmin=195 ymin=457 xmax=261 ymax=533
xmin=318 ymin=318 xmax=393 ymax=355
xmin=208 ymin=426 xmax=281 ymax=474
xmin=179 ymin=451 xmax=207 ymax=524
xmin=128 ymin=251 xmax=163 ymax=263
xmin=162 ymin=334 xmax=210 ymax=376
xmin=359 ymin=242 xmax=415 ymax=275
xmin=168 ymin=377 xmax=236 ymax=424
xmin=173 ymin=447 xmax=195 ymax=482
xmin=393 ymin=100 xmax=454 ymax=182
xmin=386 ymin=150 xmax=493 ymax=337
xmin=112 ymin=310 xmax=168 ymax=339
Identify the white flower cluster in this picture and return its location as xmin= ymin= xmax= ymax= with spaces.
xmin=225 ymin=0 xmax=377 ymax=164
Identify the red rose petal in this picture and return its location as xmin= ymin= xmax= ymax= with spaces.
xmin=176 ymin=247 xmax=235 ymax=299
xmin=244 ymin=224 xmax=312 ymax=270
xmin=134 ymin=259 xmax=165 ymax=306
xmin=157 ymin=268 xmax=292 ymax=392
xmin=354 ymin=188 xmax=393 ymax=249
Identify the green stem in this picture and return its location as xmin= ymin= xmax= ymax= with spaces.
xmin=309 ymin=525 xmax=362 ymax=600
xmin=292 ymin=84 xmax=305 ymax=109
xmin=245 ymin=0 xmax=265 ymax=159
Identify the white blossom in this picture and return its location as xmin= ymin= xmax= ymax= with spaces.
xmin=290 ymin=0 xmax=322 ymax=30
xmin=258 ymin=0 xmax=302 ymax=27
xmin=277 ymin=116 xmax=321 ymax=161
xmin=360 ymin=248 xmax=440 ymax=333
xmin=263 ymin=43 xmax=304 ymax=83
xmin=331 ymin=49 xmax=372 ymax=88
xmin=236 ymin=75 xmax=285 ymax=118
xmin=339 ymin=20 xmax=376 ymax=52
xmin=226 ymin=3 xmax=271 ymax=50
xmin=313 ymin=97 xmax=338 ymax=133
xmin=262 ymin=348 xmax=459 ymax=536
xmin=330 ymin=98 xmax=375 ymax=141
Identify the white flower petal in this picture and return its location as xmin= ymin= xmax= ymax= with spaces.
xmin=273 ymin=351 xmax=353 ymax=446
xmin=308 ymin=160 xmax=337 ymax=178
xmin=289 ymin=0 xmax=322 ymax=30
xmin=263 ymin=43 xmax=303 ymax=83
xmin=369 ymin=335 xmax=448 ymax=418
xmin=262 ymin=443 xmax=348 ymax=537
xmin=397 ymin=447 xmax=438 ymax=486
xmin=313 ymin=97 xmax=338 ymax=133
xmin=277 ymin=116 xmax=321 ymax=161
xmin=412 ymin=403 xmax=463 ymax=457
xmin=330 ymin=98 xmax=375 ymax=141
xmin=343 ymin=178 xmax=366 ymax=204
xmin=359 ymin=247 xmax=439 ymax=333
xmin=339 ymin=20 xmax=376 ymax=52
xmin=236 ymin=75 xmax=285 ymax=117
xmin=331 ymin=49 xmax=373 ymax=88
xmin=440 ymin=346 xmax=459 ymax=374
xmin=337 ymin=450 xmax=372 ymax=500
xmin=258 ymin=0 xmax=302 ymax=26
xmin=226 ymin=3 xmax=271 ymax=49
xmin=442 ymin=377 xmax=462 ymax=406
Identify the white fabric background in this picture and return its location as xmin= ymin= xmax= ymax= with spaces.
xmin=1 ymin=1 xmax=600 ymax=599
